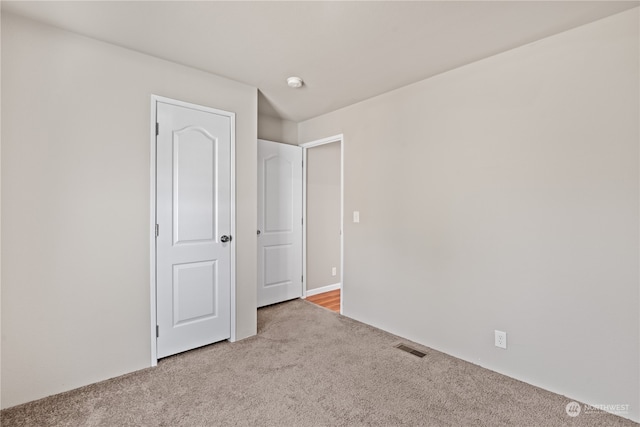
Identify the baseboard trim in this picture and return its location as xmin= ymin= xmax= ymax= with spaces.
xmin=305 ymin=283 xmax=341 ymax=297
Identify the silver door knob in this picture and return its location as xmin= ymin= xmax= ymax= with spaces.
xmin=220 ymin=235 xmax=231 ymax=243
xmin=257 ymin=230 xmax=261 ymax=235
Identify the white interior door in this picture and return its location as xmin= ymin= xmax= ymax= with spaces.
xmin=156 ymin=100 xmax=232 ymax=359
xmin=257 ymin=140 xmax=303 ymax=307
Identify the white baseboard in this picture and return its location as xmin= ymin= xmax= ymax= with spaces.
xmin=305 ymin=283 xmax=341 ymax=297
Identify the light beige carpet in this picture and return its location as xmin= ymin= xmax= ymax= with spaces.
xmin=1 ymin=299 xmax=637 ymax=426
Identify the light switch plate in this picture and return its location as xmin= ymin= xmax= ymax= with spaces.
xmin=353 ymin=211 xmax=360 ymax=223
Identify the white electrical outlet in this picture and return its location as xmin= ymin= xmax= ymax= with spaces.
xmin=332 ymin=267 xmax=337 ymax=276
xmin=495 ymin=330 xmax=507 ymax=349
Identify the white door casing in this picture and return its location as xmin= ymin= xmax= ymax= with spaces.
xmin=257 ymin=140 xmax=303 ymax=307
xmin=155 ymin=99 xmax=233 ymax=359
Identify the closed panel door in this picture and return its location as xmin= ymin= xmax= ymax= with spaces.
xmin=257 ymin=140 xmax=303 ymax=307
xmin=156 ymin=101 xmax=232 ymax=359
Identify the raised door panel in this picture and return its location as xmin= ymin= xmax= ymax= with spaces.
xmin=173 ymin=127 xmax=217 ymax=245
xmin=264 ymin=156 xmax=293 ymax=233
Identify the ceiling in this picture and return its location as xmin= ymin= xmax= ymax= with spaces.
xmin=2 ymin=1 xmax=637 ymax=122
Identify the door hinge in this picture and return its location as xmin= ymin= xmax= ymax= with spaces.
xmin=156 ymin=325 xmax=159 ymax=338
xmin=301 ymin=275 xmax=304 ymax=282
xmin=301 ymin=218 xmax=303 ymax=225
xmin=155 ymin=224 xmax=159 ymax=237
xmin=156 ymin=122 xmax=159 ymax=136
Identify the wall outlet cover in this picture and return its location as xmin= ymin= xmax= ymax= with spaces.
xmin=495 ymin=330 xmax=507 ymax=349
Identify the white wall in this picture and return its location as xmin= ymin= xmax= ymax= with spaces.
xmin=306 ymin=142 xmax=341 ymax=291
xmin=258 ymin=114 xmax=298 ymax=145
xmin=1 ymin=13 xmax=257 ymax=408
xmin=0 ymin=8 xmax=3 ymax=410
xmin=300 ymin=9 xmax=639 ymax=422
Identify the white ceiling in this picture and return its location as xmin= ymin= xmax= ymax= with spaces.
xmin=3 ymin=1 xmax=637 ymax=122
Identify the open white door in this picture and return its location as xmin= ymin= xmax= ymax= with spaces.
xmin=257 ymin=140 xmax=303 ymax=307
xmin=156 ymin=99 xmax=233 ymax=359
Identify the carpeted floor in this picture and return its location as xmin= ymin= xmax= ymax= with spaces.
xmin=1 ymin=299 xmax=636 ymax=426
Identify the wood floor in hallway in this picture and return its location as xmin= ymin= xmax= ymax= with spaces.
xmin=305 ymin=289 xmax=340 ymax=313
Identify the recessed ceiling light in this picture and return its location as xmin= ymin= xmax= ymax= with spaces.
xmin=287 ymin=76 xmax=304 ymax=88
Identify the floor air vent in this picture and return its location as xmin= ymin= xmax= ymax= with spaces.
xmin=395 ymin=344 xmax=426 ymax=358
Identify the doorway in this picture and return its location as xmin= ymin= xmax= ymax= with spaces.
xmin=301 ymin=135 xmax=344 ymax=314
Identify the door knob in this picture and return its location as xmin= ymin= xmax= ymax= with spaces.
xmin=220 ymin=235 xmax=232 ymax=243
xmin=257 ymin=230 xmax=261 ymax=235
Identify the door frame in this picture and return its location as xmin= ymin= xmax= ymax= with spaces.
xmin=300 ymin=134 xmax=344 ymax=314
xmin=149 ymin=94 xmax=236 ymax=366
